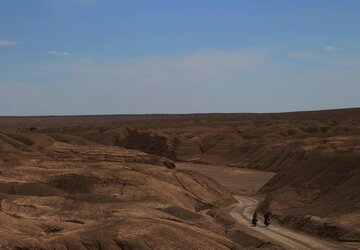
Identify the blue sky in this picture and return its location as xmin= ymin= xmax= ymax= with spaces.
xmin=1 ymin=0 xmax=360 ymax=115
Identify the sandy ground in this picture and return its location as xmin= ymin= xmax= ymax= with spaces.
xmin=177 ymin=163 xmax=275 ymax=195
xmin=1 ymin=109 xmax=360 ymax=248
xmin=178 ymin=163 xmax=355 ymax=250
xmin=230 ymin=196 xmax=351 ymax=250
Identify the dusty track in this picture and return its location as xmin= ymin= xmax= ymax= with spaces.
xmin=230 ymin=196 xmax=350 ymax=250
xmin=179 ymin=163 xmax=352 ymax=249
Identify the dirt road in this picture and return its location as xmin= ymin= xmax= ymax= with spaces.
xmin=230 ymin=195 xmax=350 ymax=250
xmin=178 ymin=163 xmax=353 ymax=249
xmin=178 ymin=163 xmax=354 ymax=249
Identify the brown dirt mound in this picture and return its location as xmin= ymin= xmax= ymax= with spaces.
xmin=0 ymin=182 xmax=66 ymax=196
xmin=47 ymin=173 xmax=101 ymax=194
xmin=120 ymin=129 xmax=177 ymax=160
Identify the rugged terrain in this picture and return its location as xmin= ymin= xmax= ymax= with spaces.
xmin=0 ymin=128 xmax=237 ymax=249
xmin=1 ymin=108 xmax=360 ymax=248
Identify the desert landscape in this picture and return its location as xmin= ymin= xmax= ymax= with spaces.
xmin=0 ymin=108 xmax=359 ymax=249
xmin=2 ymin=0 xmax=359 ymax=249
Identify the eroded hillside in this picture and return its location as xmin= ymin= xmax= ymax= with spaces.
xmin=0 ymin=129 xmax=238 ymax=249
xmin=1 ymin=108 xmax=360 ymax=247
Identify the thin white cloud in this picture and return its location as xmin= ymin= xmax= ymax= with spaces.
xmin=2 ymin=48 xmax=359 ymax=115
xmin=4 ymin=48 xmax=281 ymax=114
xmin=324 ymin=45 xmax=342 ymax=52
xmin=0 ymin=40 xmax=18 ymax=46
xmin=40 ymin=48 xmax=278 ymax=83
xmin=48 ymin=50 xmax=71 ymax=56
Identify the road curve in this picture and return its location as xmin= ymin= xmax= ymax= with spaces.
xmin=230 ymin=195 xmax=350 ymax=250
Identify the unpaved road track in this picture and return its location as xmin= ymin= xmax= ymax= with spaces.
xmin=230 ymin=196 xmax=350 ymax=250
xmin=178 ymin=163 xmax=354 ymax=249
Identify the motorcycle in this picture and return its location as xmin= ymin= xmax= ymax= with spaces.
xmin=264 ymin=216 xmax=270 ymax=227
xmin=251 ymin=216 xmax=258 ymax=227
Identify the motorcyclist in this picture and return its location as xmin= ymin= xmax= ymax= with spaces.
xmin=251 ymin=212 xmax=258 ymax=227
xmin=264 ymin=212 xmax=271 ymax=227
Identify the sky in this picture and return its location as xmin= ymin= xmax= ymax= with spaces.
xmin=0 ymin=0 xmax=360 ymax=115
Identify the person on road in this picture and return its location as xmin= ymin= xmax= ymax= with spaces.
xmin=264 ymin=212 xmax=271 ymax=227
xmin=252 ymin=212 xmax=258 ymax=227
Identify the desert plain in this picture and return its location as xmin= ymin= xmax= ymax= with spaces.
xmin=0 ymin=108 xmax=360 ymax=249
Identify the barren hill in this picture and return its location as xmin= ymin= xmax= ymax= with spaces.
xmin=1 ymin=108 xmax=360 ymax=248
xmin=0 ymin=129 xmax=237 ymax=249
